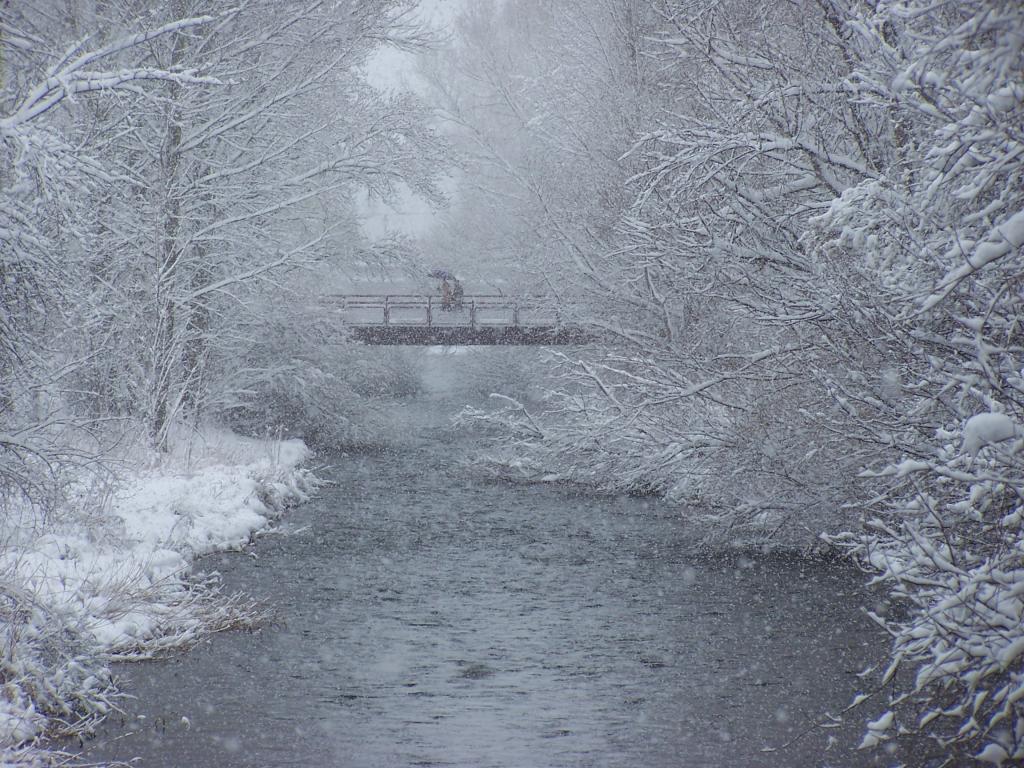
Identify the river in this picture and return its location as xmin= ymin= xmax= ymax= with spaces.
xmin=72 ymin=391 xmax=915 ymax=767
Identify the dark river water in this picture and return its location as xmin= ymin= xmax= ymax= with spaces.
xmin=72 ymin=429 xmax=917 ymax=767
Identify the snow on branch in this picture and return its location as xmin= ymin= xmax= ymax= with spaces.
xmin=920 ymin=209 xmax=1024 ymax=312
xmin=0 ymin=17 xmax=219 ymax=133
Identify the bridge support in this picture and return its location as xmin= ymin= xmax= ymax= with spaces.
xmin=348 ymin=325 xmax=590 ymax=346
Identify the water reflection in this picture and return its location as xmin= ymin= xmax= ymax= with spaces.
xmin=75 ymin=450 xmax=905 ymax=767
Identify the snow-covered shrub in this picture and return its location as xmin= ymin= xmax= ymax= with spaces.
xmin=439 ymin=0 xmax=899 ymax=544
xmin=1 ymin=562 xmax=117 ymax=752
xmin=831 ymin=410 xmax=1024 ymax=762
xmin=216 ymin=296 xmax=427 ymax=450
xmin=0 ymin=541 xmax=265 ymax=758
xmin=458 ymin=340 xmax=868 ymax=547
xmin=0 ymin=426 xmax=315 ymax=763
xmin=812 ymin=0 xmax=1024 ymax=760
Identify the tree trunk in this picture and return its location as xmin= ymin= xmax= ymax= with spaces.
xmin=149 ymin=0 xmax=188 ymax=451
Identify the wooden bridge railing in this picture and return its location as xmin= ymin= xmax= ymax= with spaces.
xmin=330 ymin=294 xmax=558 ymax=329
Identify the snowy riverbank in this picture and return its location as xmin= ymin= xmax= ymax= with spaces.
xmin=0 ymin=427 xmax=317 ymax=766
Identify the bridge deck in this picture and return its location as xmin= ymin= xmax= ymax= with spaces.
xmin=328 ymin=294 xmax=587 ymax=346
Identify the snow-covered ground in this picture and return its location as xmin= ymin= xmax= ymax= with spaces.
xmin=0 ymin=426 xmax=317 ymax=766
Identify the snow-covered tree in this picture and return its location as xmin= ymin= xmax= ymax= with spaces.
xmin=1 ymin=7 xmax=216 ymax=500
xmin=2 ymin=0 xmax=447 ymax=475
xmin=2 ymin=3 xmax=447 ymax=754
xmin=424 ymin=0 xmax=647 ymax=295
xmin=72 ymin=0 xmax=446 ymax=450
xmin=440 ymin=0 xmax=894 ymax=539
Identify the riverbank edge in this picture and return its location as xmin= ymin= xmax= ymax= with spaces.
xmin=1 ymin=429 xmax=319 ymax=767
xmin=458 ymin=449 xmax=858 ymax=558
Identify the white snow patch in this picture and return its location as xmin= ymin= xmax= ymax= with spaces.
xmin=975 ymin=743 xmax=1010 ymax=765
xmin=997 ymin=636 xmax=1024 ymax=670
xmin=962 ymin=413 xmax=1022 ymax=457
xmin=859 ymin=711 xmax=893 ymax=749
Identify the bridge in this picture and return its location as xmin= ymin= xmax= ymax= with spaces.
xmin=328 ymin=294 xmax=589 ymax=346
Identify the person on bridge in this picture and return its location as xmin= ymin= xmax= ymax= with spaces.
xmin=452 ymin=278 xmax=464 ymax=311
xmin=441 ymin=278 xmax=453 ymax=311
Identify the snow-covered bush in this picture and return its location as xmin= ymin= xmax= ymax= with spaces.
xmin=811 ymin=0 xmax=1024 ymax=760
xmin=0 ymin=576 xmax=116 ymax=749
xmin=219 ymin=307 xmax=427 ymax=450
xmin=438 ymin=0 xmax=900 ymax=543
xmin=829 ymin=408 xmax=1023 ymax=762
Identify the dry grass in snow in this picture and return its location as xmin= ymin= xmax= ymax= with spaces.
xmin=0 ymin=425 xmax=317 ymax=765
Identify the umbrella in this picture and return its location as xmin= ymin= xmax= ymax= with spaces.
xmin=427 ymin=269 xmax=454 ymax=280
